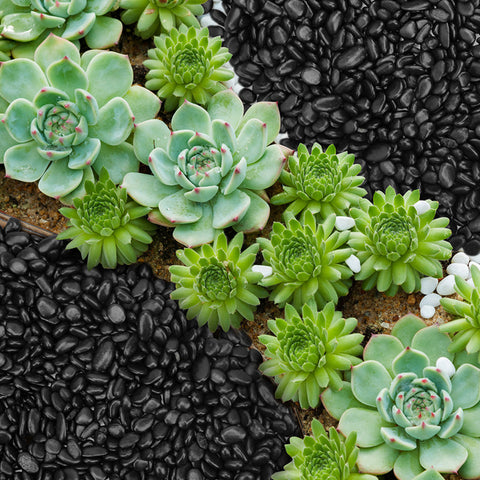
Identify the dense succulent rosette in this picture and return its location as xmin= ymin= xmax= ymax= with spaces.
xmin=257 ymin=211 xmax=353 ymax=310
xmin=259 ymin=301 xmax=363 ymax=408
xmin=322 ymin=314 xmax=480 ymax=480
xmin=271 ymin=143 xmax=366 ymax=220
xmin=144 ymin=25 xmax=233 ymax=111
xmin=349 ymin=186 xmax=452 ymax=296
xmin=169 ymin=232 xmax=267 ymax=331
xmin=0 ymin=35 xmax=160 ymax=202
xmin=123 ymin=89 xmax=288 ymax=247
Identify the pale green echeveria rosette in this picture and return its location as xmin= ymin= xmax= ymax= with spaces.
xmin=169 ymin=232 xmax=267 ymax=331
xmin=321 ymin=314 xmax=480 ymax=480
xmin=271 ymin=143 xmax=366 ymax=221
xmin=259 ymin=300 xmax=363 ymax=409
xmin=0 ymin=0 xmax=122 ymax=59
xmin=122 ymin=89 xmax=288 ymax=247
xmin=257 ymin=211 xmax=353 ymax=310
xmin=349 ymin=186 xmax=452 ymax=296
xmin=0 ymin=35 xmax=160 ymax=203
xmin=120 ymin=0 xmax=205 ymax=39
xmin=144 ymin=25 xmax=233 ymax=112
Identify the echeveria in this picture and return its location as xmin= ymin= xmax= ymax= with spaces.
xmin=349 ymin=187 xmax=452 ymax=296
xmin=123 ymin=89 xmax=287 ymax=247
xmin=322 ymin=314 xmax=480 ymax=480
xmin=0 ymin=35 xmax=160 ymax=202
xmin=271 ymin=143 xmax=366 ymax=220
xmin=257 ymin=211 xmax=353 ymax=310
xmin=144 ymin=25 xmax=233 ymax=112
xmin=169 ymin=232 xmax=267 ymax=331
xmin=259 ymin=301 xmax=363 ymax=408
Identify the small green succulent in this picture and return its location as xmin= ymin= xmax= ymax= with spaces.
xmin=123 ymin=89 xmax=288 ymax=247
xmin=169 ymin=232 xmax=267 ymax=331
xmin=0 ymin=35 xmax=160 ymax=202
xmin=259 ymin=301 xmax=363 ymax=409
xmin=348 ymin=187 xmax=452 ymax=296
xmin=257 ymin=211 xmax=353 ymax=310
xmin=120 ymin=0 xmax=205 ymax=39
xmin=144 ymin=25 xmax=233 ymax=112
xmin=271 ymin=143 xmax=366 ymax=220
xmin=322 ymin=314 xmax=480 ymax=480
xmin=57 ymin=169 xmax=156 ymax=269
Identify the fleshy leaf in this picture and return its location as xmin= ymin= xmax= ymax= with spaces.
xmin=394 ymin=450 xmax=423 ymax=480
xmin=4 ymin=142 xmax=50 ymax=182
xmin=338 ymin=408 xmax=387 ymax=448
xmin=212 ymin=189 xmax=250 ymax=229
xmin=84 ymin=16 xmax=122 ymax=49
xmin=46 ymin=57 xmax=88 ymax=99
xmin=456 ymin=434 xmax=480 ymax=479
xmin=352 ymin=361 xmax=392 ymax=407
xmin=122 ymin=172 xmax=179 ymax=208
xmin=236 ymin=101 xmax=281 ymax=145
xmin=450 ymin=364 xmax=480 ymax=409
xmin=34 ymin=34 xmax=81 ymax=71
xmin=207 ymin=89 xmax=244 ymax=130
xmin=419 ymin=437 xmax=468 ymax=473
xmin=173 ymin=203 xmax=216 ymax=248
xmin=133 ymin=119 xmax=171 ymax=165
xmin=232 ymin=190 xmax=270 ymax=234
xmin=0 ymin=59 xmax=47 ymax=103
xmin=4 ymin=98 xmax=36 ymax=143
xmin=38 ymin=159 xmax=83 ymax=197
xmin=235 ymin=118 xmax=267 ymax=164
xmin=411 ymin=326 xmax=453 ymax=365
xmin=240 ymin=144 xmax=286 ymax=190
xmin=159 ymin=190 xmax=202 ymax=224
xmin=356 ymin=443 xmax=399 ymax=474
xmin=92 ymin=142 xmax=138 ymax=184
xmin=171 ymin=101 xmax=212 ymax=136
xmin=89 ymin=98 xmax=134 ymax=145
xmin=392 ymin=348 xmax=430 ymax=377
xmin=392 ymin=315 xmax=427 ymax=347
xmin=122 ymin=85 xmax=161 ymax=124
xmin=364 ymin=335 xmax=404 ymax=375
xmin=321 ymin=381 xmax=363 ymax=420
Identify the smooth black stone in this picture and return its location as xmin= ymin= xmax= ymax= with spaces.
xmin=37 ymin=296 xmax=57 ymax=318
xmin=221 ymin=426 xmax=247 ymax=443
xmin=193 ymin=356 xmax=210 ymax=382
xmin=92 ymin=340 xmax=115 ymax=372
xmin=17 ymin=452 xmax=39 ymax=473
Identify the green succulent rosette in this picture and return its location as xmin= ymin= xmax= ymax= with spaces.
xmin=0 ymin=35 xmax=160 ymax=202
xmin=57 ymin=169 xmax=156 ymax=269
xmin=271 ymin=143 xmax=366 ymax=220
xmin=257 ymin=211 xmax=353 ymax=310
xmin=322 ymin=314 xmax=480 ymax=480
xmin=123 ymin=89 xmax=288 ymax=247
xmin=259 ymin=301 xmax=363 ymax=409
xmin=169 ymin=232 xmax=267 ymax=331
xmin=348 ymin=186 xmax=452 ymax=296
xmin=144 ymin=25 xmax=233 ymax=112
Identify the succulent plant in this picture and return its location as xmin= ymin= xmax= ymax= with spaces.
xmin=271 ymin=143 xmax=367 ymax=220
xmin=322 ymin=314 xmax=480 ymax=480
xmin=123 ymin=89 xmax=288 ymax=247
xmin=0 ymin=35 xmax=160 ymax=202
xmin=256 ymin=211 xmax=353 ymax=310
xmin=169 ymin=232 xmax=267 ymax=331
xmin=348 ymin=186 xmax=452 ymax=296
xmin=120 ymin=0 xmax=205 ymax=39
xmin=144 ymin=25 xmax=233 ymax=112
xmin=0 ymin=0 xmax=122 ymax=58
xmin=259 ymin=301 xmax=363 ymax=409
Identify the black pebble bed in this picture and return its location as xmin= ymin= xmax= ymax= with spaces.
xmin=204 ymin=0 xmax=480 ymax=255
xmin=0 ymin=218 xmax=300 ymax=480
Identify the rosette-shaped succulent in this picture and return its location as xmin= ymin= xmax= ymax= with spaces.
xmin=0 ymin=0 xmax=122 ymax=58
xmin=120 ymin=0 xmax=205 ymax=39
xmin=349 ymin=187 xmax=452 ymax=296
xmin=272 ymin=419 xmax=378 ymax=480
xmin=57 ymin=169 xmax=156 ymax=269
xmin=257 ymin=211 xmax=353 ymax=310
xmin=144 ymin=25 xmax=233 ymax=112
xmin=169 ymin=232 xmax=267 ymax=331
xmin=123 ymin=89 xmax=288 ymax=247
xmin=271 ymin=143 xmax=366 ymax=220
xmin=259 ymin=301 xmax=363 ymax=408
xmin=0 ymin=35 xmax=160 ymax=202
xmin=322 ymin=314 xmax=480 ymax=480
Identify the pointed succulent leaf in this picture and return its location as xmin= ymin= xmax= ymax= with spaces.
xmin=172 ymin=101 xmax=212 ymax=136
xmin=456 ymin=434 xmax=480 ymax=479
xmin=392 ymin=314 xmax=428 ymax=348
xmin=4 ymin=99 xmax=36 ymax=143
xmin=232 ymin=190 xmax=270 ymax=233
xmin=237 ymin=101 xmax=281 ymax=145
xmin=338 ymin=408 xmax=387 ymax=448
xmin=392 ymin=347 xmax=429 ymax=377
xmin=352 ymin=361 xmax=392 ymax=407
xmin=4 ymin=142 xmax=50 ymax=182
xmin=92 ymin=142 xmax=138 ymax=184
xmin=159 ymin=190 xmax=202 ymax=224
xmin=357 ymin=443 xmax=399 ymax=475
xmin=34 ymin=34 xmax=82 ymax=71
xmin=89 ymin=98 xmax=134 ymax=145
xmin=38 ymin=159 xmax=84 ymax=198
xmin=122 ymin=85 xmax=161 ymax=124
xmin=122 ymin=172 xmax=179 ymax=208
xmin=84 ymin=16 xmax=123 ymax=49
xmin=450 ymin=364 xmax=480 ymax=409
xmin=419 ymin=437 xmax=468 ymax=473
xmin=411 ymin=326 xmax=453 ymax=365
xmin=364 ymin=335 xmax=404 ymax=375
xmin=0 ymin=59 xmax=47 ymax=103
xmin=134 ymin=119 xmax=171 ymax=165
xmin=212 ymin=189 xmax=250 ymax=229
xmin=208 ymin=89 xmax=244 ymax=130
xmin=46 ymin=56 xmax=88 ymax=99
xmin=173 ymin=203 xmax=216 ymax=248
xmin=241 ymin=144 xmax=286 ymax=190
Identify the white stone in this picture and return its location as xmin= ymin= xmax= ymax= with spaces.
xmin=468 ymin=252 xmax=480 ymax=264
xmin=452 ymin=252 xmax=470 ymax=265
xmin=335 ymin=216 xmax=356 ymax=231
xmin=420 ymin=277 xmax=438 ymax=295
xmin=275 ymin=132 xmax=289 ymax=144
xmin=199 ymin=15 xmax=218 ymax=27
xmin=436 ymin=275 xmax=456 ymax=296
xmin=436 ymin=357 xmax=456 ymax=377
xmin=346 ymin=255 xmax=361 ymax=273
xmin=446 ymin=262 xmax=470 ymax=279
xmin=252 ymin=265 xmax=273 ymax=278
xmin=420 ymin=293 xmax=442 ymax=308
xmin=413 ymin=200 xmax=430 ymax=215
xmin=420 ymin=305 xmax=436 ymax=319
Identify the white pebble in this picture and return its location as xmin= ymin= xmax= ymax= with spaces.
xmin=275 ymin=132 xmax=289 ymax=144
xmin=446 ymin=262 xmax=470 ymax=280
xmin=199 ymin=15 xmax=218 ymax=28
xmin=420 ymin=277 xmax=438 ymax=295
xmin=420 ymin=293 xmax=442 ymax=308
xmin=452 ymin=252 xmax=470 ymax=265
xmin=436 ymin=357 xmax=456 ymax=377
xmin=468 ymin=252 xmax=480 ymax=264
xmin=413 ymin=200 xmax=430 ymax=215
xmin=346 ymin=254 xmax=361 ymax=273
xmin=252 ymin=265 xmax=273 ymax=278
xmin=335 ymin=216 xmax=356 ymax=231
xmin=420 ymin=305 xmax=436 ymax=319
xmin=436 ymin=275 xmax=456 ymax=296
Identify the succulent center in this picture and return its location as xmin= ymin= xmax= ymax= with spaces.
xmin=174 ymin=47 xmax=206 ymax=80
xmin=197 ymin=262 xmax=235 ymax=301
xmin=41 ymin=0 xmax=77 ymax=17
xmin=280 ymin=238 xmax=316 ymax=273
xmin=301 ymin=443 xmax=341 ymax=480
xmin=79 ymin=190 xmax=123 ymax=237
xmin=301 ymin=153 xmax=339 ymax=198
xmin=280 ymin=323 xmax=321 ymax=371
xmin=183 ymin=146 xmax=221 ymax=185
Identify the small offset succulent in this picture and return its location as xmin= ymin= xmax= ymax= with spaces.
xmin=272 ymin=419 xmax=378 ymax=480
xmin=322 ymin=314 xmax=480 ymax=480
xmin=169 ymin=232 xmax=267 ymax=331
xmin=349 ymin=187 xmax=452 ymax=296
xmin=57 ymin=169 xmax=156 ymax=269
xmin=257 ymin=211 xmax=353 ymax=310
xmin=144 ymin=25 xmax=233 ymax=112
xmin=120 ymin=0 xmax=205 ymax=39
xmin=0 ymin=35 xmax=160 ymax=202
xmin=271 ymin=143 xmax=366 ymax=220
xmin=259 ymin=301 xmax=363 ymax=408
xmin=123 ymin=89 xmax=287 ymax=247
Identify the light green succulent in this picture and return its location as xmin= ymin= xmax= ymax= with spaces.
xmin=322 ymin=314 xmax=480 ymax=480
xmin=348 ymin=186 xmax=452 ymax=296
xmin=123 ymin=89 xmax=288 ymax=247
xmin=271 ymin=143 xmax=366 ymax=220
xmin=169 ymin=232 xmax=267 ymax=331
xmin=120 ymin=0 xmax=205 ymax=39
xmin=144 ymin=25 xmax=233 ymax=112
xmin=0 ymin=34 xmax=160 ymax=202
xmin=259 ymin=301 xmax=363 ymax=409
xmin=257 ymin=211 xmax=353 ymax=310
